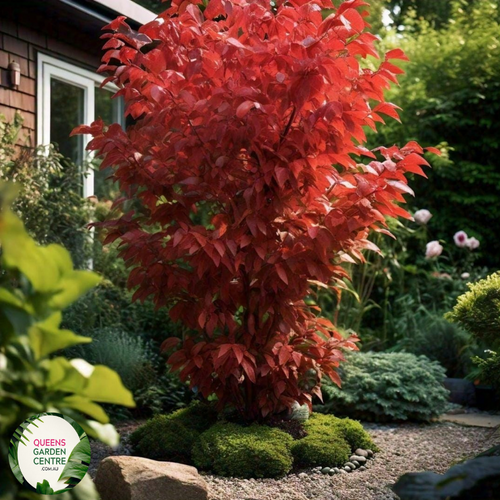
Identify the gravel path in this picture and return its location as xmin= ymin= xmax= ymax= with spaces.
xmin=90 ymin=421 xmax=499 ymax=500
xmin=204 ymin=423 xmax=499 ymax=500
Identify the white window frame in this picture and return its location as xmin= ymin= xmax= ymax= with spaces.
xmin=37 ymin=53 xmax=121 ymax=198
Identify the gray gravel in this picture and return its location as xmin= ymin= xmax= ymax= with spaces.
xmin=204 ymin=423 xmax=500 ymax=500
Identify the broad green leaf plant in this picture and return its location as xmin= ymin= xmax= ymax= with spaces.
xmin=0 ymin=183 xmax=135 ymax=500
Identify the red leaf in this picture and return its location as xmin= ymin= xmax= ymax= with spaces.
xmin=274 ymin=381 xmax=286 ymax=398
xmin=218 ymin=344 xmax=233 ymax=358
xmin=276 ymin=264 xmax=288 ymax=285
xmin=373 ymin=102 xmax=402 ymax=122
xmin=341 ymin=8 xmax=366 ymax=33
xmin=236 ymin=101 xmax=256 ymax=119
xmin=161 ymin=337 xmax=181 ymax=352
xmin=278 ymin=346 xmax=291 ymax=366
xmin=385 ymin=48 xmax=409 ymax=61
xmin=425 ymin=146 xmax=442 ymax=156
xmin=242 ymin=359 xmax=256 ymax=383
xmin=232 ymin=345 xmax=245 ymax=365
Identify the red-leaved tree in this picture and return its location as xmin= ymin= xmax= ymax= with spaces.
xmin=74 ymin=0 xmax=436 ymax=420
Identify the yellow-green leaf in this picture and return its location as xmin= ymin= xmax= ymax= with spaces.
xmin=1 ymin=212 xmax=61 ymax=293
xmin=48 ymin=270 xmax=101 ymax=310
xmin=29 ymin=315 xmax=91 ymax=359
xmin=83 ymin=365 xmax=135 ymax=407
xmin=46 ymin=358 xmax=87 ymax=394
xmin=60 ymin=396 xmax=109 ymax=424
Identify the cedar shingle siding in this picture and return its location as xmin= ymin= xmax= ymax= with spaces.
xmin=0 ymin=9 xmax=102 ymax=147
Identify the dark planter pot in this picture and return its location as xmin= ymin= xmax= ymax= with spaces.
xmin=475 ymin=385 xmax=500 ymax=411
xmin=444 ymin=378 xmax=476 ymax=406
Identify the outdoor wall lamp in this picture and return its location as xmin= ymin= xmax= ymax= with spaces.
xmin=8 ymin=60 xmax=21 ymax=89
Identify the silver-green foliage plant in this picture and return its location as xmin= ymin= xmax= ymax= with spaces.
xmin=0 ymin=183 xmax=135 ymax=500
xmin=317 ymin=352 xmax=449 ymax=422
xmin=289 ymin=402 xmax=310 ymax=423
xmin=68 ymin=328 xmax=158 ymax=394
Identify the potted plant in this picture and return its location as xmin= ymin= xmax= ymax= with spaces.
xmin=470 ymin=351 xmax=500 ymax=411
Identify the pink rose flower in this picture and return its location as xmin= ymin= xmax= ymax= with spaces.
xmin=454 ymin=231 xmax=468 ymax=248
xmin=414 ymin=209 xmax=433 ymax=225
xmin=426 ymin=240 xmax=443 ymax=259
xmin=466 ymin=237 xmax=480 ymax=250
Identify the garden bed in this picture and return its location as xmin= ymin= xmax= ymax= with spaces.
xmin=89 ymin=420 xmax=499 ymax=500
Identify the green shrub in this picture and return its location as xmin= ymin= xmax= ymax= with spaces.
xmin=62 ymin=281 xmax=188 ymax=347
xmin=0 ymin=113 xmax=93 ymax=269
xmin=193 ymin=423 xmax=294 ymax=478
xmin=317 ymin=352 xmax=449 ymax=422
xmin=472 ymin=351 xmax=500 ymax=393
xmin=169 ymin=400 xmax=219 ymax=433
xmin=130 ymin=401 xmax=218 ymax=463
xmin=395 ymin=312 xmax=476 ymax=378
xmin=370 ymin=1 xmax=500 ymax=267
xmin=62 ymin=279 xmax=196 ymax=417
xmin=134 ymin=372 xmax=193 ymax=416
xmin=446 ymin=272 xmax=500 ymax=346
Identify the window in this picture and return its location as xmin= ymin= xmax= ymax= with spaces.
xmin=37 ymin=53 xmax=124 ymax=198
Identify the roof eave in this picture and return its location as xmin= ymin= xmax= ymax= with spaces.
xmin=89 ymin=0 xmax=156 ymax=25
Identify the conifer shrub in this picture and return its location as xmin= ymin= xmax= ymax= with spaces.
xmin=317 ymin=352 xmax=449 ymax=422
xmin=446 ymin=272 xmax=500 ymax=346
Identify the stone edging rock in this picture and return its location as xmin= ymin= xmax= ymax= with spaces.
xmin=307 ymin=448 xmax=375 ymax=476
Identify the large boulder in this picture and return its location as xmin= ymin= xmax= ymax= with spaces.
xmin=95 ymin=456 xmax=208 ymax=500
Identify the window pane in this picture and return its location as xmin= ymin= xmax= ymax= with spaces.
xmin=94 ymin=87 xmax=122 ymax=201
xmin=50 ymin=78 xmax=84 ymax=164
xmin=95 ymin=86 xmax=122 ymax=125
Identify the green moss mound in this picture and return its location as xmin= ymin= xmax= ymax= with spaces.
xmin=130 ymin=401 xmax=217 ymax=463
xmin=193 ymin=422 xmax=294 ymax=478
xmin=305 ymin=413 xmax=377 ymax=450
xmin=334 ymin=417 xmax=378 ymax=451
xmin=130 ymin=402 xmax=378 ymax=476
xmin=292 ymin=414 xmax=377 ymax=467
xmin=292 ymin=434 xmax=350 ymax=468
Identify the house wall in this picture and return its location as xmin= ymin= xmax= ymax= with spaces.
xmin=0 ymin=13 xmax=102 ymax=147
